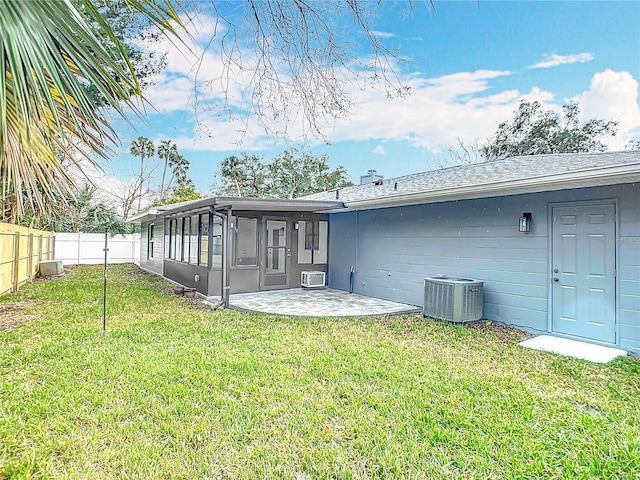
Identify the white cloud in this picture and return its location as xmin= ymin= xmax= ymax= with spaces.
xmin=529 ymin=53 xmax=594 ymax=69
xmin=572 ymin=69 xmax=640 ymax=149
xmin=66 ymin=158 xmax=156 ymax=216
xmin=146 ymin=66 xmax=558 ymax=156
xmin=135 ymin=17 xmax=529 ymax=155
xmin=371 ymin=30 xmax=395 ymax=38
xmin=138 ymin=14 xmax=246 ymax=115
xmin=133 ymin=18 xmax=640 ymax=160
xmin=326 ymin=69 xmax=552 ymax=150
xmin=372 ymin=145 xmax=385 ymax=155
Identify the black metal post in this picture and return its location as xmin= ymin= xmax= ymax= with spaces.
xmin=103 ymin=228 xmax=108 ymax=332
xmin=221 ymin=208 xmax=231 ymax=308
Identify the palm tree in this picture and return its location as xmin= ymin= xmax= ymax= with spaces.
xmin=22 ymin=184 xmax=134 ymax=234
xmin=157 ymin=139 xmax=178 ymax=200
xmin=220 ymin=155 xmax=246 ymax=197
xmin=130 ymin=136 xmax=155 ymax=212
xmin=0 ymin=0 xmax=180 ymax=222
xmin=168 ymin=154 xmax=190 ymax=190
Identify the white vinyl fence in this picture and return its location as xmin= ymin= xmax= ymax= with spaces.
xmin=54 ymin=233 xmax=140 ymax=266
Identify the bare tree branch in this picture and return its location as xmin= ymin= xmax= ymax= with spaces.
xmin=192 ymin=1 xmax=430 ymax=141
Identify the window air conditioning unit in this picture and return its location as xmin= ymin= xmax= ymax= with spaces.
xmin=301 ymin=271 xmax=326 ymax=288
xmin=424 ymin=276 xmax=483 ymax=323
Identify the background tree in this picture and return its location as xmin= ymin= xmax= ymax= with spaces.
xmin=0 ymin=0 xmax=180 ymax=222
xmin=75 ymin=0 xmax=168 ymax=107
xmin=159 ymin=179 xmax=202 ymax=205
xmin=4 ymin=1 xmax=433 ymax=224
xmin=22 ymin=185 xmax=134 ymax=234
xmin=166 ymin=154 xmax=190 ymax=194
xmin=481 ymin=100 xmax=618 ymax=161
xmin=192 ymin=1 xmax=433 ymax=139
xmin=267 ymin=148 xmax=353 ymax=198
xmin=213 ymin=149 xmax=352 ymax=198
xmin=157 ymin=140 xmax=179 ymax=200
xmin=130 ymin=136 xmax=156 ymax=212
xmin=216 ymin=154 xmax=268 ymax=197
xmin=114 ymin=171 xmax=156 ymax=220
xmin=625 ymin=139 xmax=640 ymax=150
xmin=124 ymin=137 xmax=195 ymax=209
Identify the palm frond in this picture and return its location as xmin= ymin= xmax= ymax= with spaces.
xmin=0 ymin=0 xmax=181 ymax=221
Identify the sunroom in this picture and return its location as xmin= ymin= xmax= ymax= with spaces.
xmin=131 ymin=196 xmax=344 ymax=306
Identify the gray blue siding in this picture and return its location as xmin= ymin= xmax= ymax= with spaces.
xmin=327 ymin=212 xmax=357 ymax=292
xmin=618 ymin=183 xmax=640 ymax=352
xmin=328 ymin=183 xmax=640 ymax=354
xmin=140 ymin=221 xmax=164 ymax=275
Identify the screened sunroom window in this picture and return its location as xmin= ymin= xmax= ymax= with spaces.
xmin=164 ymin=219 xmax=171 ymax=258
xmin=189 ymin=215 xmax=199 ymax=264
xmin=211 ymin=217 xmax=223 ymax=268
xmin=234 ymin=217 xmax=258 ymax=266
xmin=199 ymin=213 xmax=209 ymax=266
xmin=170 ymin=219 xmax=177 ymax=260
xmin=297 ymin=220 xmax=327 ymax=264
xmin=147 ymin=223 xmax=155 ymax=259
xmin=175 ymin=218 xmax=183 ymax=261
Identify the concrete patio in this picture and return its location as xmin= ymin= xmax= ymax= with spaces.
xmin=206 ymin=288 xmax=421 ymax=317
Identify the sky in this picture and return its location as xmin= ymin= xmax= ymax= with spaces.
xmin=98 ymin=0 xmax=640 ymax=199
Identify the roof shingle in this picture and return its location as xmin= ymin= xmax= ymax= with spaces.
xmin=303 ymin=151 xmax=640 ymax=203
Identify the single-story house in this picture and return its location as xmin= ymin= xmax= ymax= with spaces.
xmin=128 ymin=197 xmax=343 ymax=304
xmin=129 ymin=151 xmax=640 ymax=355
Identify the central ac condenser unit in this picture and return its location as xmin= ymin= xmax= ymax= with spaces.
xmin=424 ymin=276 xmax=483 ymax=323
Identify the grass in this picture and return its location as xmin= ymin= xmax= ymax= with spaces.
xmin=0 ymin=264 xmax=639 ymax=479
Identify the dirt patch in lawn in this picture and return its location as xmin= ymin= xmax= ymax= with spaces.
xmin=467 ymin=321 xmax=533 ymax=343
xmin=0 ymin=301 xmax=40 ymax=332
xmin=123 ymin=266 xmax=153 ymax=278
xmin=161 ymin=285 xmax=213 ymax=311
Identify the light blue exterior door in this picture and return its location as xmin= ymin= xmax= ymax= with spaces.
xmin=552 ymin=203 xmax=616 ymax=343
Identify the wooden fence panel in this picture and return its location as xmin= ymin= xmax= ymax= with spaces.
xmin=0 ymin=223 xmax=54 ymax=296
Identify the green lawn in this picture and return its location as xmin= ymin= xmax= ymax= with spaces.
xmin=1 ymin=265 xmax=638 ymax=479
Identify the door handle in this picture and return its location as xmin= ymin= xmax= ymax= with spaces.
xmin=552 ymin=277 xmax=559 ymax=283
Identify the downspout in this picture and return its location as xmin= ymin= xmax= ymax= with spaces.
xmin=222 ymin=208 xmax=231 ymax=308
xmin=349 ymin=266 xmax=354 ymax=294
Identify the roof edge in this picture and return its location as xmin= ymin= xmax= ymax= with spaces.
xmin=126 ymin=207 xmax=160 ymax=223
xmin=157 ymin=196 xmax=345 ymax=216
xmin=337 ymin=162 xmax=640 ymax=211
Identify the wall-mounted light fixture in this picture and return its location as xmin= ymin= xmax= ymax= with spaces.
xmin=519 ymin=212 xmax=532 ymax=233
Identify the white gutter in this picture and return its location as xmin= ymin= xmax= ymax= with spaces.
xmin=158 ymin=196 xmax=344 ymax=215
xmin=332 ymin=163 xmax=640 ymax=212
xmin=125 ymin=207 xmax=160 ymax=223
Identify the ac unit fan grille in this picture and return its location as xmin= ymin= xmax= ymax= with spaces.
xmin=424 ymin=281 xmax=454 ymax=320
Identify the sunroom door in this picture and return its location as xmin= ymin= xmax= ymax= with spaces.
xmin=262 ymin=218 xmax=290 ymax=289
